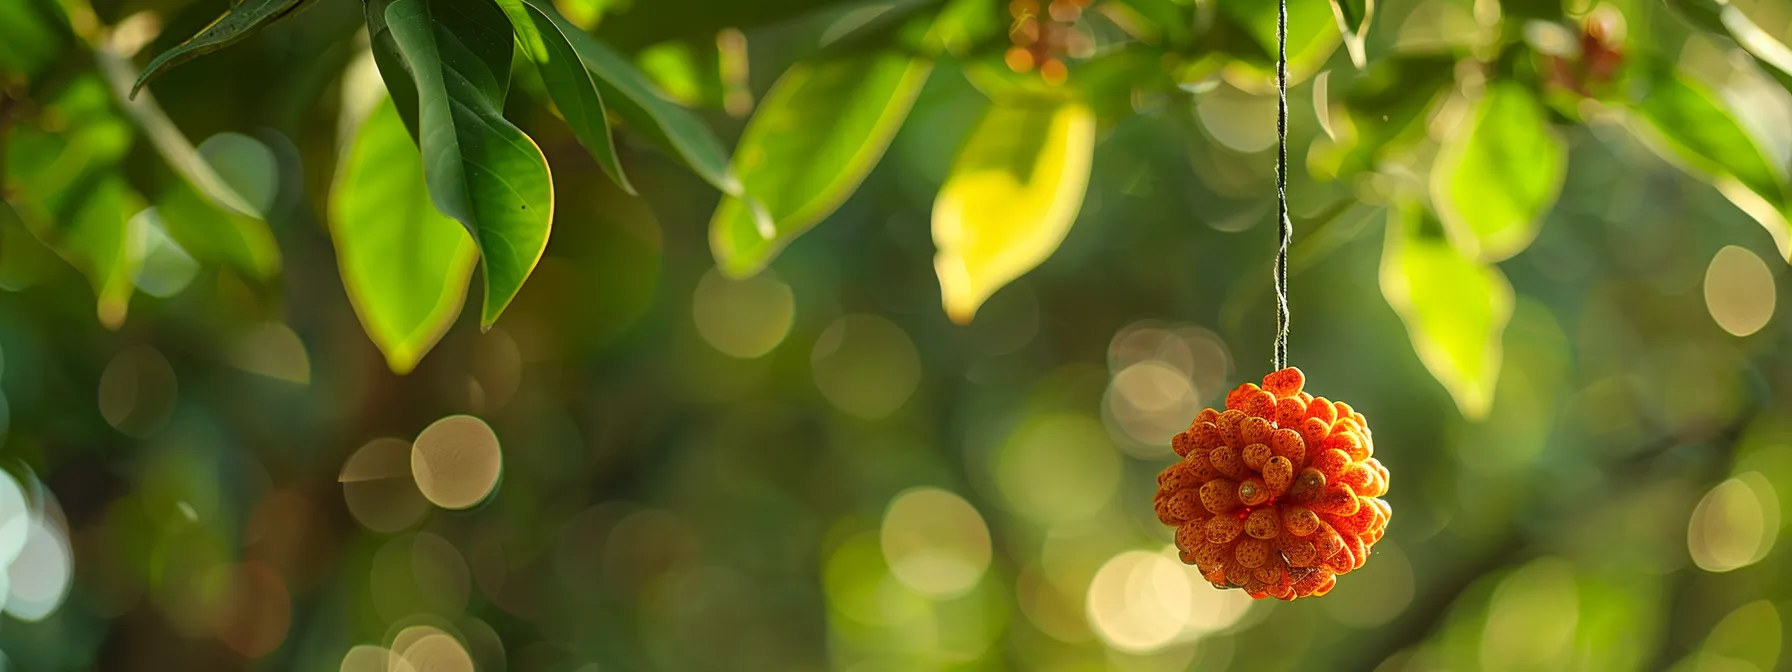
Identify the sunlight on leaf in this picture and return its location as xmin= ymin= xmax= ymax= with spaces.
xmin=129 ymin=0 xmax=317 ymax=97
xmin=933 ymin=101 xmax=1094 ymax=324
xmin=1329 ymin=0 xmax=1373 ymax=67
xmin=512 ymin=0 xmax=634 ymax=193
xmin=154 ymin=134 xmax=282 ymax=278
xmin=386 ymin=0 xmax=555 ymax=328
xmin=1626 ymin=64 xmax=1792 ymax=261
xmin=330 ymin=98 xmax=478 ymax=374
xmin=710 ymin=53 xmax=930 ymax=277
xmin=1379 ymin=205 xmax=1512 ymax=419
xmin=535 ymin=2 xmax=739 ymax=194
xmin=1432 ymin=82 xmax=1565 ymax=263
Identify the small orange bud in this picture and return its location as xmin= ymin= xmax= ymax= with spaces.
xmin=1245 ymin=508 xmax=1281 ymax=539
xmin=1263 ymin=367 xmax=1304 ymax=397
xmin=1269 ymin=428 xmax=1306 ymax=466
xmin=1238 ymin=477 xmax=1270 ymax=507
xmin=1276 ymin=396 xmax=1306 ymax=427
xmin=1242 ymin=443 xmax=1272 ymax=471
xmin=1243 ymin=388 xmax=1278 ymax=419
xmin=1263 ymin=456 xmax=1293 ymax=497
xmin=1206 ymin=515 xmax=1244 ymax=544
xmin=1199 ymin=478 xmax=1241 ymax=514
xmin=1209 ymin=445 xmax=1250 ymax=481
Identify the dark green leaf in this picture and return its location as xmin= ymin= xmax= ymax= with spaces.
xmin=130 ymin=0 xmax=317 ymax=97
xmin=534 ymin=3 xmax=740 ymax=194
xmin=511 ymin=0 xmax=634 ymax=194
xmin=1431 ymin=82 xmax=1566 ymax=262
xmin=710 ymin=54 xmax=930 ymax=277
xmin=367 ymin=0 xmax=422 ymax=141
xmin=330 ymin=98 xmax=478 ymax=373
xmin=1629 ymin=64 xmax=1792 ymax=260
xmin=385 ymin=0 xmax=554 ymax=327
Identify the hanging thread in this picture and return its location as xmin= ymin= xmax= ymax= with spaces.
xmin=1272 ymin=0 xmax=1292 ymax=371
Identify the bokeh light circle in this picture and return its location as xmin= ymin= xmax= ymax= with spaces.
xmin=994 ymin=414 xmax=1120 ymax=524
xmin=693 ymin=268 xmax=796 ymax=358
xmin=811 ymin=315 xmax=922 ymax=419
xmin=1703 ymin=245 xmax=1776 ymax=337
xmin=1086 ymin=550 xmax=1190 ymax=653
xmin=412 ymin=415 xmax=503 ymax=510
xmin=1689 ymin=474 xmax=1779 ymax=572
xmin=341 ymin=438 xmax=429 ymax=533
xmin=880 ymin=487 xmax=992 ymax=599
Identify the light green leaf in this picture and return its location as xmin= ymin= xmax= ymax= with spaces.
xmin=1627 ymin=65 xmax=1792 ymax=260
xmin=330 ymin=98 xmax=479 ymax=374
xmin=1664 ymin=0 xmax=1792 ymax=93
xmin=933 ymin=101 xmax=1094 ymax=324
xmin=1432 ymin=82 xmax=1565 ymax=262
xmin=95 ymin=48 xmax=265 ymax=219
xmin=710 ymin=54 xmax=930 ymax=277
xmin=509 ymin=0 xmax=634 ymax=194
xmin=535 ymin=3 xmax=739 ymax=194
xmin=1379 ymin=205 xmax=1513 ymax=419
xmin=1328 ymin=0 xmax=1372 ymax=67
xmin=155 ymin=133 xmax=283 ymax=278
xmin=3 ymin=76 xmax=146 ymax=326
xmin=385 ymin=0 xmax=555 ymax=328
xmin=130 ymin=0 xmax=317 ymax=97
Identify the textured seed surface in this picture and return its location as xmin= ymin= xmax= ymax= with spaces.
xmin=1156 ymin=368 xmax=1389 ymax=601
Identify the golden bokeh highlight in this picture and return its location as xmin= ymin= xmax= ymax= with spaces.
xmin=692 ymin=268 xmax=796 ymax=359
xmin=1689 ymin=473 xmax=1780 ymax=572
xmin=339 ymin=645 xmax=413 ymax=672
xmin=340 ymin=438 xmax=429 ymax=533
xmin=228 ymin=321 xmax=312 ymax=384
xmin=1085 ymin=550 xmax=1190 ymax=653
xmin=400 ymin=633 xmax=476 ymax=672
xmin=994 ymin=414 xmax=1120 ymax=525
xmin=1104 ymin=322 xmax=1232 ymax=455
xmin=811 ymin=314 xmax=922 ymax=419
xmin=412 ymin=415 xmax=503 ymax=510
xmin=98 ymin=345 xmax=178 ymax=438
xmin=1703 ymin=245 xmax=1776 ymax=337
xmin=880 ymin=487 xmax=992 ymax=599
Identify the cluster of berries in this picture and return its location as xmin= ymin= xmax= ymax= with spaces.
xmin=1543 ymin=15 xmax=1625 ymax=97
xmin=1153 ymin=368 xmax=1391 ymax=600
xmin=1005 ymin=0 xmax=1095 ymax=85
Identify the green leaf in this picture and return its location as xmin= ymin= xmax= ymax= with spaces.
xmin=1627 ymin=64 xmax=1792 ymax=260
xmin=933 ymin=101 xmax=1095 ymax=324
xmin=0 ymin=0 xmax=68 ymax=79
xmin=1328 ymin=0 xmax=1372 ymax=67
xmin=366 ymin=0 xmax=422 ymax=140
xmin=1216 ymin=0 xmax=1340 ymax=80
xmin=154 ymin=133 xmax=283 ymax=278
xmin=508 ymin=0 xmax=634 ymax=194
xmin=330 ymin=98 xmax=479 ymax=374
xmin=3 ymin=76 xmax=146 ymax=326
xmin=1379 ymin=205 xmax=1513 ymax=419
xmin=534 ymin=3 xmax=739 ymax=194
xmin=710 ymin=54 xmax=930 ymax=277
xmin=1431 ymin=82 xmax=1566 ymax=262
xmin=385 ymin=0 xmax=555 ymax=328
xmin=95 ymin=48 xmax=266 ymax=219
xmin=1664 ymin=0 xmax=1792 ymax=94
xmin=129 ymin=0 xmax=317 ymax=97
xmin=1316 ymin=54 xmax=1454 ymax=179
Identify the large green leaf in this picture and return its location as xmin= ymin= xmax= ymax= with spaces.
xmin=331 ymin=98 xmax=479 ymax=374
xmin=1432 ymin=82 xmax=1566 ymax=262
xmin=1379 ymin=205 xmax=1513 ymax=419
xmin=130 ymin=0 xmax=318 ymax=97
xmin=95 ymin=48 xmax=265 ymax=219
xmin=1627 ymin=65 xmax=1792 ymax=260
xmin=0 ymin=0 xmax=67 ymax=78
xmin=384 ymin=0 xmax=554 ymax=328
xmin=503 ymin=0 xmax=634 ymax=194
xmin=1328 ymin=0 xmax=1372 ymax=67
xmin=710 ymin=54 xmax=930 ymax=277
xmin=1664 ymin=0 xmax=1792 ymax=94
xmin=534 ymin=3 xmax=739 ymax=194
xmin=933 ymin=101 xmax=1094 ymax=324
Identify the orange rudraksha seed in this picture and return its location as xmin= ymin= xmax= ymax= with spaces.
xmin=1153 ymin=367 xmax=1390 ymax=600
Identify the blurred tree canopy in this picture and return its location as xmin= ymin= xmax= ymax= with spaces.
xmin=1 ymin=0 xmax=1791 ymax=669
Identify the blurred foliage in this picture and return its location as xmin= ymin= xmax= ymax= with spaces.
xmin=0 ymin=0 xmax=1790 ymax=669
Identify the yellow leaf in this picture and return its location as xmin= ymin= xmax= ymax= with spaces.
xmin=933 ymin=101 xmax=1094 ymax=324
